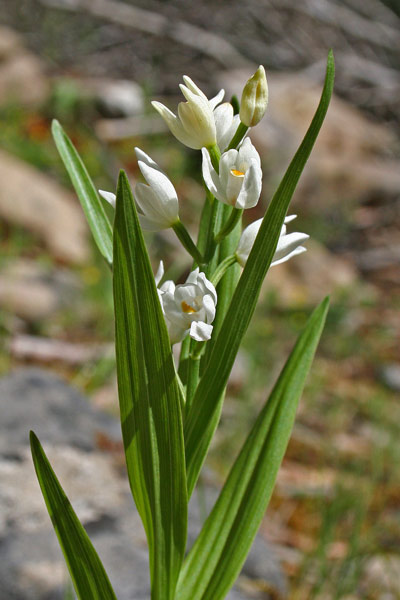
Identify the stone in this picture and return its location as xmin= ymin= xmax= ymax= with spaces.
xmin=77 ymin=77 xmax=145 ymax=117
xmin=0 ymin=26 xmax=49 ymax=106
xmin=379 ymin=363 xmax=400 ymax=393
xmin=0 ymin=150 xmax=89 ymax=264
xmin=0 ymin=368 xmax=287 ymax=599
xmin=0 ymin=259 xmax=81 ymax=322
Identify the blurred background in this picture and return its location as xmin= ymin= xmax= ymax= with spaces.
xmin=0 ymin=1 xmax=399 ymax=598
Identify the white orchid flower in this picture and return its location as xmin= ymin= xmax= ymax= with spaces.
xmin=99 ymin=149 xmax=179 ymax=232
xmin=202 ymin=137 xmax=262 ymax=209
xmin=157 ymin=268 xmax=217 ymax=344
xmin=236 ymin=215 xmax=309 ymax=267
xmin=152 ymin=76 xmax=224 ymax=150
xmin=134 ymin=148 xmax=179 ymax=231
xmin=214 ymin=102 xmax=241 ymax=152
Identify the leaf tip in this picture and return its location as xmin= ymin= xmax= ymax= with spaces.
xmin=51 ymin=119 xmax=61 ymax=134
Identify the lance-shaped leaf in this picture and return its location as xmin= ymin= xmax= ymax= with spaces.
xmin=52 ymin=119 xmax=113 ymax=265
xmin=184 ymin=51 xmax=335 ymax=496
xmin=30 ymin=431 xmax=117 ymax=600
xmin=177 ymin=297 xmax=329 ymax=600
xmin=113 ymin=171 xmax=187 ymax=600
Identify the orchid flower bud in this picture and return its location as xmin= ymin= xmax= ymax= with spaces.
xmin=157 ymin=268 xmax=217 ymax=344
xmin=152 ymin=76 xmax=224 ymax=150
xmin=202 ymin=137 xmax=262 ymax=209
xmin=99 ymin=149 xmax=179 ymax=232
xmin=239 ymin=65 xmax=268 ymax=127
xmin=236 ymin=215 xmax=309 ymax=267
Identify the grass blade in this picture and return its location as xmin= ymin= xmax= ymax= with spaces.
xmin=184 ymin=51 xmax=335 ymax=496
xmin=30 ymin=431 xmax=117 ymax=600
xmin=177 ymin=297 xmax=329 ymax=600
xmin=52 ymin=119 xmax=113 ymax=265
xmin=113 ymin=171 xmax=187 ymax=600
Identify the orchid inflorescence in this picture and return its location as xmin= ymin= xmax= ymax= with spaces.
xmin=101 ymin=68 xmax=308 ymax=345
xmin=32 ymin=52 xmax=334 ymax=600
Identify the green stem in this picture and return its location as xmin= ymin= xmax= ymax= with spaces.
xmin=202 ymin=197 xmax=220 ymax=265
xmin=185 ymin=354 xmax=200 ymax=416
xmin=227 ymin=122 xmax=249 ymax=150
xmin=215 ymin=208 xmax=243 ymax=244
xmin=209 ymin=255 xmax=237 ymax=287
xmin=172 ymin=220 xmax=204 ymax=267
xmin=207 ymin=144 xmax=221 ymax=173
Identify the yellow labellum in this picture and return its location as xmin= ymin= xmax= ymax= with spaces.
xmin=181 ymin=301 xmax=196 ymax=314
xmin=231 ymin=169 xmax=245 ymax=177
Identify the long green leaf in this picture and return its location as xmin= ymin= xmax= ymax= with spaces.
xmin=113 ymin=171 xmax=187 ymax=600
xmin=184 ymin=51 xmax=335 ymax=496
xmin=52 ymin=119 xmax=113 ymax=265
xmin=177 ymin=297 xmax=329 ymax=600
xmin=30 ymin=431 xmax=117 ymax=600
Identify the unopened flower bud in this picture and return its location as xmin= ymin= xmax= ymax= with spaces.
xmin=239 ymin=66 xmax=268 ymax=127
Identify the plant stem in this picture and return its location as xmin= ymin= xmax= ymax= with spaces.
xmin=227 ymin=122 xmax=249 ymax=150
xmin=207 ymin=144 xmax=221 ymax=173
xmin=172 ymin=220 xmax=204 ymax=267
xmin=215 ymin=208 xmax=243 ymax=244
xmin=209 ymin=255 xmax=238 ymax=287
xmin=185 ymin=354 xmax=200 ymax=416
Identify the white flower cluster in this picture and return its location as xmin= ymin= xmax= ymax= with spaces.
xmin=100 ymin=68 xmax=309 ymax=345
xmin=155 ymin=262 xmax=217 ymax=344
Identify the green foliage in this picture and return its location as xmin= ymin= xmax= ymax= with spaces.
xmin=176 ymin=297 xmax=329 ymax=600
xmin=52 ymin=119 xmax=113 ymax=265
xmin=31 ymin=52 xmax=336 ymax=600
xmin=113 ymin=171 xmax=187 ymax=600
xmin=30 ymin=432 xmax=117 ymax=600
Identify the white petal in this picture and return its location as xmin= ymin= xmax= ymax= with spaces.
xmin=273 ymin=232 xmax=310 ymax=263
xmin=154 ymin=260 xmax=164 ymax=286
xmin=186 ymin=268 xmax=200 ymax=284
xmin=98 ymin=189 xmax=116 ymax=208
xmin=202 ymin=294 xmax=216 ymax=323
xmin=271 ymin=246 xmax=307 ymax=266
xmin=201 ymin=148 xmax=220 ymax=198
xmin=235 ymin=161 xmax=262 ymax=209
xmin=209 ymin=88 xmax=225 ymax=110
xmin=177 ymin=93 xmax=216 ymax=147
xmin=134 ymin=147 xmax=161 ymax=171
xmin=138 ymin=213 xmax=169 ymax=231
xmin=284 ymin=214 xmax=297 ymax=224
xmin=169 ymin=323 xmax=190 ymax=345
xmin=218 ymin=149 xmax=239 ymax=204
xmin=196 ymin=272 xmax=217 ymax=304
xmin=135 ymin=183 xmax=167 ymax=221
xmin=225 ymin=168 xmax=245 ymax=206
xmin=159 ymin=280 xmax=175 ymax=294
xmin=181 ymin=76 xmax=207 ymax=99
xmin=237 ymin=137 xmax=261 ymax=170
xmin=214 ymin=103 xmax=240 ymax=151
xmin=236 ymin=218 xmax=262 ymax=267
xmin=138 ymin=162 xmax=179 ymax=223
xmin=190 ymin=321 xmax=213 ymax=341
xmin=152 ymin=100 xmax=198 ymax=148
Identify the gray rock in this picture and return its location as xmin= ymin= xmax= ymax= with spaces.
xmin=379 ymin=363 xmax=400 ymax=392
xmin=0 ymin=150 xmax=89 ymax=264
xmin=0 ymin=368 xmax=287 ymax=599
xmin=0 ymin=26 xmax=50 ymax=106
xmin=0 ymin=259 xmax=81 ymax=322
